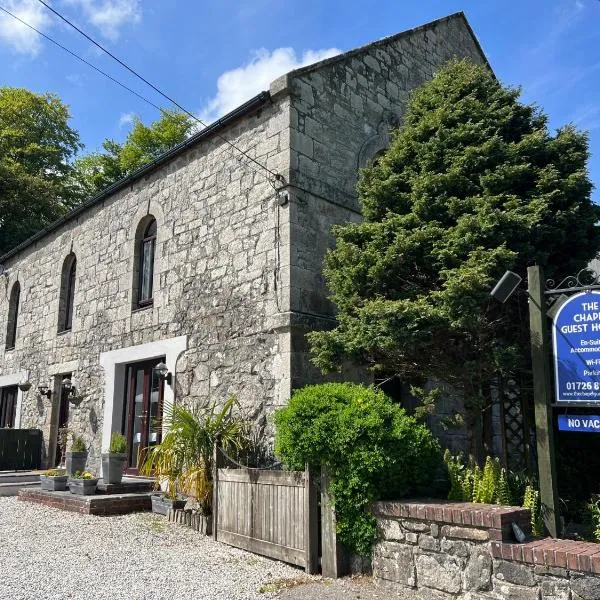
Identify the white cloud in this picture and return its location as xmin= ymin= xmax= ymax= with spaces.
xmin=64 ymin=0 xmax=141 ymax=40
xmin=118 ymin=111 xmax=135 ymax=127
xmin=200 ymin=47 xmax=341 ymax=123
xmin=0 ymin=0 xmax=51 ymax=56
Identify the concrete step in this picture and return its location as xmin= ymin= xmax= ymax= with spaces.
xmin=0 ymin=481 xmax=41 ymax=497
xmin=0 ymin=471 xmax=41 ymax=484
xmin=96 ymin=478 xmax=154 ymax=495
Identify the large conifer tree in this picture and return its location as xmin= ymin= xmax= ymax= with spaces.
xmin=309 ymin=60 xmax=600 ymax=458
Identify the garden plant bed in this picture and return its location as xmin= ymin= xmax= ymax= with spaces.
xmin=18 ymin=487 xmax=152 ymax=515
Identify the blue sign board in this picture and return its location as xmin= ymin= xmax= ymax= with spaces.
xmin=553 ymin=291 xmax=600 ymax=403
xmin=558 ymin=415 xmax=600 ymax=433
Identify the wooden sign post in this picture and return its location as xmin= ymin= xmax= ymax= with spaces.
xmin=527 ymin=265 xmax=560 ymax=538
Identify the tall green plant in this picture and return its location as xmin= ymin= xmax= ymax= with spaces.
xmin=141 ymin=397 xmax=246 ymax=512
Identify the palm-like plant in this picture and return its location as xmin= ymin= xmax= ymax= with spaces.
xmin=141 ymin=397 xmax=246 ymax=512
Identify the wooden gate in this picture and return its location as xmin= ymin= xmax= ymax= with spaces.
xmin=0 ymin=429 xmax=43 ymax=470
xmin=213 ymin=465 xmax=318 ymax=573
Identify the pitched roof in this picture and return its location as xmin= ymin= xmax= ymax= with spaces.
xmin=0 ymin=92 xmax=270 ymax=263
xmin=1 ymin=11 xmax=487 ymax=264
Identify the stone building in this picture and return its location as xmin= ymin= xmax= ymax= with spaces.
xmin=0 ymin=13 xmax=487 ymax=471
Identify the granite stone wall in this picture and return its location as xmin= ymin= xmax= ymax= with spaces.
xmin=0 ymin=97 xmax=293 ymax=470
xmin=275 ymin=14 xmax=489 ymax=438
xmin=373 ymin=500 xmax=600 ymax=600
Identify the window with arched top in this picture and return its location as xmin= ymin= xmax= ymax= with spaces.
xmin=5 ymin=281 xmax=20 ymax=350
xmin=133 ymin=216 xmax=157 ymax=309
xmin=58 ymin=254 xmax=77 ymax=333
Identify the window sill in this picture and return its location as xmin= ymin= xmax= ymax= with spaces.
xmin=4 ymin=346 xmax=15 ymax=352
xmin=132 ymin=303 xmax=154 ymax=314
xmin=57 ymin=328 xmax=72 ymax=337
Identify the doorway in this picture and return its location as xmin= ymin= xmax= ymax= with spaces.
xmin=55 ymin=374 xmax=71 ymax=466
xmin=122 ymin=358 xmax=165 ymax=474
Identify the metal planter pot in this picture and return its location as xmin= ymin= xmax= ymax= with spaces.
xmin=151 ymin=494 xmax=186 ymax=516
xmin=101 ymin=453 xmax=127 ymax=484
xmin=65 ymin=451 xmax=87 ymax=476
xmin=42 ymin=475 xmax=68 ymax=491
xmin=68 ymin=478 xmax=98 ymax=495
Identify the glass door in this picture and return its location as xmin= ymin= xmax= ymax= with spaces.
xmin=55 ymin=375 xmax=71 ymax=466
xmin=122 ymin=359 xmax=165 ymax=474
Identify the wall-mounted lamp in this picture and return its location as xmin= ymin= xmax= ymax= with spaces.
xmin=18 ymin=379 xmax=32 ymax=392
xmin=153 ymin=361 xmax=172 ymax=386
xmin=62 ymin=378 xmax=84 ymax=406
xmin=38 ymin=385 xmax=52 ymax=399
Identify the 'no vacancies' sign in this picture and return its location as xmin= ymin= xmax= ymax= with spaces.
xmin=553 ymin=291 xmax=600 ymax=403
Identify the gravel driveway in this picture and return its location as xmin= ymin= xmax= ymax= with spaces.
xmin=0 ymin=497 xmax=386 ymax=600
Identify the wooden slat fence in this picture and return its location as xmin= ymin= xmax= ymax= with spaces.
xmin=0 ymin=429 xmax=43 ymax=470
xmin=213 ymin=460 xmax=318 ymax=573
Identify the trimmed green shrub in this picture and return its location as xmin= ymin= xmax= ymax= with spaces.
xmin=274 ymin=383 xmax=443 ymax=556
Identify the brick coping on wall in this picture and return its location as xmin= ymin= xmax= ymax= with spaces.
xmin=372 ymin=500 xmax=600 ymax=576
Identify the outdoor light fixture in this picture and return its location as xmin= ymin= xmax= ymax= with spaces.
xmin=511 ymin=521 xmax=527 ymax=544
xmin=38 ymin=384 xmax=51 ymax=399
xmin=18 ymin=379 xmax=32 ymax=392
xmin=153 ymin=361 xmax=172 ymax=386
xmin=62 ymin=378 xmax=84 ymax=406
xmin=490 ymin=270 xmax=523 ymax=303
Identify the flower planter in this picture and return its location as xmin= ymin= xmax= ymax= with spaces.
xmin=150 ymin=494 xmax=186 ymax=516
xmin=68 ymin=478 xmax=99 ymax=495
xmin=101 ymin=452 xmax=127 ymax=484
xmin=40 ymin=475 xmax=68 ymax=491
xmin=66 ymin=451 xmax=87 ymax=476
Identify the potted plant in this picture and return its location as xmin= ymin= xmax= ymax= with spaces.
xmin=40 ymin=468 xmax=68 ymax=491
xmin=68 ymin=471 xmax=98 ymax=495
xmin=102 ymin=432 xmax=127 ymax=484
xmin=142 ymin=444 xmax=186 ymax=515
xmin=141 ymin=397 xmax=246 ymax=523
xmin=66 ymin=436 xmax=87 ymax=476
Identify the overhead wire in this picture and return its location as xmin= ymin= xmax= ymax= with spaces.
xmin=33 ymin=0 xmax=281 ymax=184
xmin=0 ymin=5 xmax=164 ymax=114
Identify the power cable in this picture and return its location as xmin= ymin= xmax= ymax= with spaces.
xmin=0 ymin=5 xmax=163 ymax=113
xmin=34 ymin=0 xmax=281 ymax=184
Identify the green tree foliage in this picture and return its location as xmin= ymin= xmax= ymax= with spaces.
xmin=274 ymin=383 xmax=443 ymax=555
xmin=0 ymin=87 xmax=82 ymax=254
xmin=308 ymin=60 xmax=600 ymax=456
xmin=72 ymin=110 xmax=194 ymax=197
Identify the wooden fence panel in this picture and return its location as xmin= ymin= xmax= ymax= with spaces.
xmin=0 ymin=429 xmax=43 ymax=470
xmin=214 ymin=465 xmax=318 ymax=572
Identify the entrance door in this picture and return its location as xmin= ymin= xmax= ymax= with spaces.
xmin=55 ymin=375 xmax=71 ymax=466
xmin=122 ymin=359 xmax=165 ymax=474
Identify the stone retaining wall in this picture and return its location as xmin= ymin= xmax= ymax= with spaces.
xmin=372 ymin=500 xmax=600 ymax=600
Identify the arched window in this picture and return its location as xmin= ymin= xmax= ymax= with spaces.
xmin=58 ymin=254 xmax=77 ymax=332
xmin=5 ymin=281 xmax=20 ymax=350
xmin=134 ymin=217 xmax=156 ymax=309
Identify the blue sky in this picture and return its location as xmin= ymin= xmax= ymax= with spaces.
xmin=1 ymin=0 xmax=599 ymax=200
